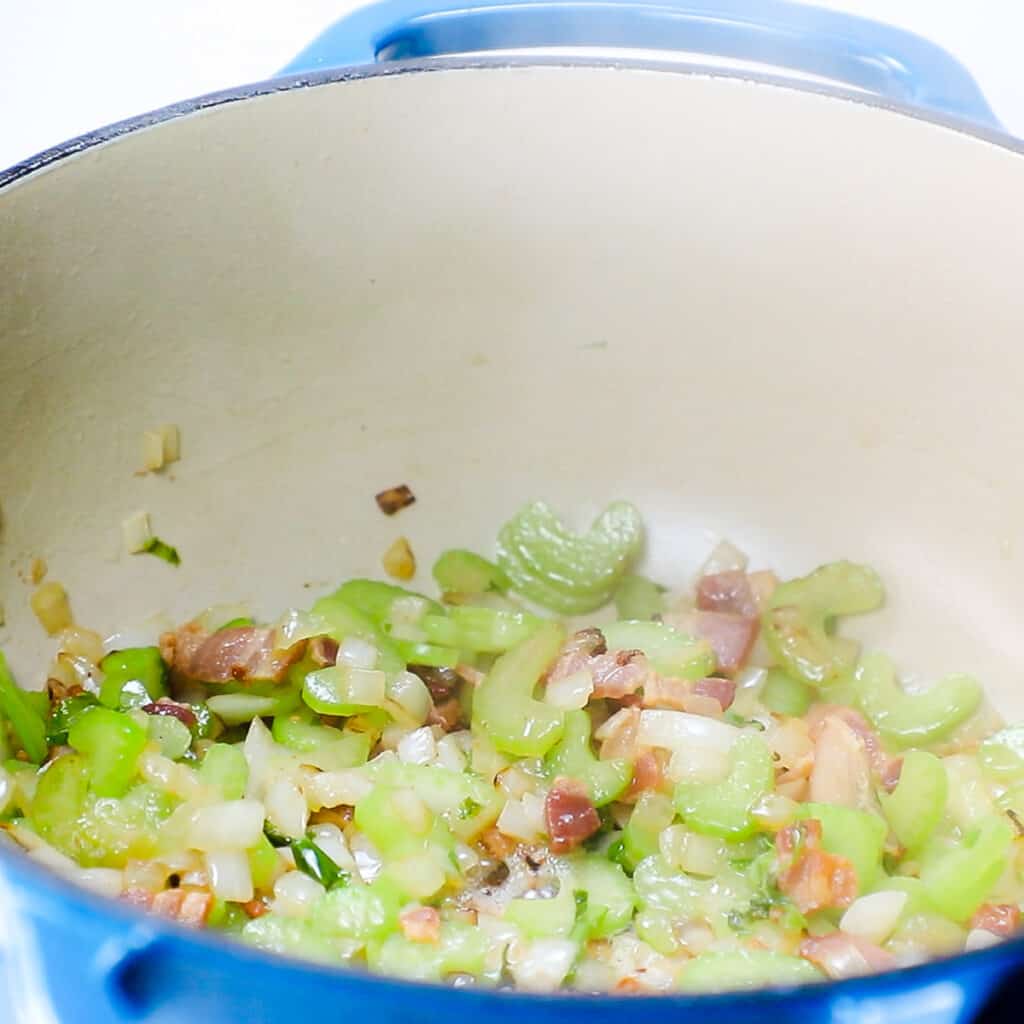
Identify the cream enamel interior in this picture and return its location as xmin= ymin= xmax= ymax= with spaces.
xmin=2 ymin=65 xmax=1024 ymax=715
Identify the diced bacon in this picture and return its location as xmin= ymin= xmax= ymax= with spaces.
xmin=120 ymin=887 xmax=155 ymax=909
xmin=480 ymin=827 xmax=519 ymax=861
xmin=776 ymin=819 xmax=857 ymax=915
xmin=808 ymin=705 xmax=891 ymax=777
xmin=141 ymin=700 xmax=197 ymax=729
xmin=160 ymin=622 xmax=304 ymax=685
xmin=799 ymin=932 xmax=897 ymax=979
xmin=694 ymin=611 xmax=758 ymax=673
xmin=590 ymin=651 xmax=649 ymax=699
xmin=408 ymin=664 xmax=461 ymax=702
xmin=746 ymin=570 xmax=779 ymax=610
xmin=809 ymin=717 xmax=875 ymax=811
xmin=399 ymin=906 xmax=442 ymax=943
xmin=308 ymin=636 xmax=339 ymax=667
xmin=880 ymin=758 xmax=903 ymax=793
xmin=623 ymin=751 xmax=663 ymax=802
xmin=681 ymin=693 xmax=726 ymax=718
xmin=151 ymin=887 xmax=214 ymax=927
xmin=546 ymin=628 xmax=608 ymax=682
xmin=242 ymin=899 xmax=269 ymax=919
xmin=614 ymin=977 xmax=644 ymax=994
xmin=641 ymin=676 xmax=691 ymax=711
xmin=455 ymin=664 xmax=485 ymax=688
xmin=970 ymin=903 xmax=1021 ymax=937
xmin=427 ymin=697 xmax=463 ymax=732
xmin=691 ymin=677 xmax=736 ymax=711
xmin=696 ymin=571 xmax=758 ymax=618
xmin=545 ymin=777 xmax=601 ymax=854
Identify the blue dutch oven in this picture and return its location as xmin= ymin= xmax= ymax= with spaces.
xmin=2 ymin=2 xmax=1023 ymax=1022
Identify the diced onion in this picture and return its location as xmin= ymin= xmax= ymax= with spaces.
xmin=31 ymin=581 xmax=72 ymax=635
xmin=544 ymin=669 xmax=594 ymax=710
xmin=382 ymin=537 xmax=416 ymax=581
xmin=189 ymin=800 xmax=266 ymax=851
xmin=78 ymin=869 xmax=125 ymax=898
xmin=639 ymin=709 xmax=739 ymax=782
xmin=392 ymin=788 xmax=432 ymax=834
xmin=699 ymin=539 xmax=749 ymax=577
xmin=264 ymin=778 xmax=308 ymax=839
xmin=244 ymin=717 xmax=277 ymax=800
xmin=337 ymin=637 xmax=379 ymax=670
xmin=272 ymin=870 xmax=325 ymax=917
xmin=397 ymin=727 xmax=437 ymax=766
xmin=507 ymin=938 xmax=578 ymax=992
xmin=965 ymin=928 xmax=1003 ymax=952
xmin=307 ymin=824 xmax=355 ymax=869
xmin=303 ymin=769 xmax=373 ymax=812
xmin=349 ymin=834 xmax=383 ymax=883
xmin=496 ymin=797 xmax=543 ymax=843
xmin=58 ymin=626 xmax=105 ymax=665
xmin=658 ymin=826 xmax=725 ymax=877
xmin=205 ymin=850 xmax=254 ymax=902
xmin=435 ymin=734 xmax=468 ymax=772
xmin=840 ymin=892 xmax=909 ymax=945
xmin=122 ymin=510 xmax=153 ymax=554
xmin=387 ymin=671 xmax=431 ymax=724
xmin=159 ymin=424 xmax=181 ymax=464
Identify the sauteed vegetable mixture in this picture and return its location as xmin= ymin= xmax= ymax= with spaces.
xmin=1 ymin=501 xmax=1021 ymax=993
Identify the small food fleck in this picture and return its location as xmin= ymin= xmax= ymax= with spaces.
xmin=382 ymin=537 xmax=416 ymax=581
xmin=122 ymin=510 xmax=153 ymax=554
xmin=375 ymin=484 xmax=416 ymax=516
xmin=141 ymin=424 xmax=181 ymax=473
xmin=29 ymin=557 xmax=48 ymax=585
xmin=141 ymin=537 xmax=181 ymax=566
xmin=30 ymin=581 xmax=73 ymax=635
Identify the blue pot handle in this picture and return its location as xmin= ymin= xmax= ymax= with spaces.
xmin=280 ymin=0 xmax=999 ymax=129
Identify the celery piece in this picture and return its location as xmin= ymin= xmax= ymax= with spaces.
xmin=601 ymin=621 xmax=714 ymax=680
xmin=633 ymin=854 xmax=753 ymax=922
xmin=421 ymin=607 xmax=543 ymax=654
xmin=635 ymin=909 xmax=679 ymax=955
xmin=614 ymin=574 xmax=666 ymax=621
xmin=763 ymin=562 xmax=883 ymax=687
xmin=878 ymin=750 xmax=947 ymax=854
xmin=291 ymin=837 xmax=348 ymax=890
xmin=46 ymin=693 xmax=100 ymax=746
xmin=146 ymin=714 xmax=192 ymax=760
xmin=217 ymin=616 xmax=255 ymax=631
xmin=31 ymin=753 xmax=91 ymax=851
xmin=0 ymin=652 xmax=48 ymax=764
xmin=272 ymin=711 xmax=371 ymax=771
xmin=312 ymin=878 xmax=405 ymax=940
xmin=302 ymin=665 xmax=387 ymax=717
xmin=392 ymin=640 xmax=460 ymax=669
xmin=570 ymin=856 xmax=636 ymax=939
xmin=920 ymin=816 xmax=1015 ymax=922
xmin=68 ymin=707 xmax=147 ymax=798
xmin=433 ymin=549 xmax=510 ymax=595
xmin=675 ymin=734 xmax=774 ymax=840
xmin=496 ymin=501 xmax=644 ymax=614
xmin=620 ymin=792 xmax=676 ymax=870
xmin=979 ymin=725 xmax=1024 ymax=781
xmin=544 ymin=709 xmax=632 ymax=806
xmin=472 ymin=621 xmax=566 ymax=757
xmin=330 ymin=580 xmax=443 ymax=626
xmin=759 ymin=669 xmax=813 ymax=717
xmin=854 ymin=652 xmax=982 ymax=747
xmin=248 ymin=833 xmax=279 ymax=891
xmin=206 ymin=690 xmax=301 ymax=726
xmin=309 ymin=596 xmax=405 ymax=677
xmin=506 ymin=877 xmax=577 ymax=938
xmin=797 ymin=803 xmax=886 ymax=894
xmin=199 ymin=743 xmax=249 ymax=800
xmin=99 ymin=647 xmax=168 ymax=709
xmin=241 ymin=916 xmax=340 ymax=965
xmin=678 ymin=949 xmax=821 ymax=993
xmin=140 ymin=537 xmax=180 ymax=565
xmin=368 ymin=923 xmax=488 ymax=982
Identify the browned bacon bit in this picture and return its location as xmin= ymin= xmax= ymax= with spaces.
xmin=970 ymin=903 xmax=1021 ymax=936
xmin=809 ymin=716 xmax=874 ymax=811
xmin=141 ymin=700 xmax=197 ymax=729
xmin=614 ymin=977 xmax=643 ymax=994
xmin=799 ymin=933 xmax=897 ymax=979
xmin=46 ymin=677 xmax=83 ymax=702
xmin=776 ymin=819 xmax=857 ymax=915
xmin=160 ymin=622 xmax=304 ymax=685
xmin=242 ymin=899 xmax=269 ymax=919
xmin=808 ymin=705 xmax=891 ymax=778
xmin=427 ymin=697 xmax=463 ymax=733
xmin=399 ymin=906 xmax=442 ymax=943
xmin=151 ymin=887 xmax=214 ymax=927
xmin=375 ymin=484 xmax=416 ymax=516
xmin=691 ymin=677 xmax=737 ymax=711
xmin=546 ymin=628 xmax=608 ymax=682
xmin=694 ymin=611 xmax=758 ymax=673
xmin=623 ymin=751 xmax=663 ymax=802
xmin=120 ymin=887 xmax=156 ymax=909
xmin=480 ymin=827 xmax=519 ymax=861
xmin=880 ymin=758 xmax=903 ymax=793
xmin=641 ymin=675 xmax=691 ymax=711
xmin=308 ymin=636 xmax=339 ymax=668
xmin=545 ymin=777 xmax=601 ymax=854
xmin=696 ymin=571 xmax=759 ymax=619
xmin=590 ymin=651 xmax=648 ymax=700
xmin=408 ymin=664 xmax=461 ymax=702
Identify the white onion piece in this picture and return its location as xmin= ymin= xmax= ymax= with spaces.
xmin=699 ymin=539 xmax=749 ymax=577
xmin=435 ymin=734 xmax=468 ymax=772
xmin=78 ymin=868 xmax=125 ymax=898
xmin=507 ymin=938 xmax=577 ymax=992
xmin=840 ymin=891 xmax=908 ymax=945
xmin=264 ymin=778 xmax=309 ymax=839
xmin=205 ymin=850 xmax=254 ymax=903
xmin=189 ymin=800 xmax=266 ymax=851
xmin=544 ymin=669 xmax=594 ymax=710
xmin=965 ymin=928 xmax=1003 ymax=952
xmin=496 ymin=798 xmax=542 ymax=843
xmin=0 ymin=766 xmax=13 ymax=817
xmin=658 ymin=826 xmax=724 ymax=877
xmin=138 ymin=751 xmax=206 ymax=801
xmin=302 ymin=769 xmax=373 ymax=811
xmin=350 ymin=834 xmax=383 ymax=883
xmin=273 ymin=870 xmax=325 ymax=918
xmin=387 ymin=671 xmax=432 ymax=725
xmin=639 ymin=709 xmax=740 ymax=782
xmin=397 ymin=727 xmax=437 ymax=766
xmin=307 ymin=824 xmax=355 ymax=870
xmin=244 ymin=717 xmax=277 ymax=800
xmin=272 ymin=608 xmax=329 ymax=648
xmin=390 ymin=595 xmax=431 ymax=626
xmin=337 ymin=637 xmax=379 ymax=670
xmin=195 ymin=602 xmax=254 ymax=635
xmin=392 ymin=788 xmax=432 ymax=833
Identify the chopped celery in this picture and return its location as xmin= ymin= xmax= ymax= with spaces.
xmin=797 ymin=803 xmax=886 ymax=894
xmin=878 ymin=750 xmax=947 ymax=854
xmin=759 ymin=669 xmax=813 ymax=717
xmin=312 ymin=878 xmax=405 ymax=940
xmin=46 ymin=693 xmax=99 ymax=746
xmin=309 ymin=595 xmax=405 ymax=677
xmin=613 ymin=574 xmax=665 ymax=621
xmin=421 ymin=607 xmax=542 ymax=654
xmin=68 ymin=707 xmax=147 ymax=798
xmin=241 ymin=916 xmax=340 ymax=964
xmin=199 ymin=743 xmax=249 ymax=800
xmin=601 ymin=621 xmax=715 ymax=680
xmin=979 ymin=725 xmax=1024 ymax=781
xmin=678 ymin=949 xmax=821 ymax=992
xmin=393 ymin=640 xmax=459 ymax=669
xmin=763 ymin=562 xmax=883 ymax=687
xmin=620 ymin=792 xmax=676 ymax=870
xmin=206 ymin=690 xmax=301 ymax=725
xmin=854 ymin=652 xmax=982 ymax=747
xmin=330 ymin=579 xmax=443 ymax=626
xmin=272 ymin=711 xmax=371 ymax=771
xmin=675 ymin=734 xmax=774 ymax=840
xmin=217 ymin=616 xmax=255 ymax=631
xmin=920 ymin=816 xmax=1014 ymax=922
xmin=247 ymin=833 xmax=279 ymax=890
xmin=506 ymin=878 xmax=577 ymax=938
xmin=146 ymin=714 xmax=192 ymax=759
xmin=544 ymin=709 xmax=632 ymax=806
xmin=368 ymin=923 xmax=487 ymax=981
xmin=471 ymin=621 xmax=567 ymax=757
xmin=433 ymin=549 xmax=509 ymax=595
xmin=140 ymin=537 xmax=180 ymax=565
xmin=31 ymin=753 xmax=91 ymax=852
xmin=302 ymin=665 xmax=387 ymax=716
xmin=633 ymin=854 xmax=753 ymax=922
xmin=496 ymin=501 xmax=644 ymax=614
xmin=570 ymin=856 xmax=636 ymax=939
xmin=99 ymin=647 xmax=168 ymax=709
xmin=635 ymin=909 xmax=680 ymax=955
xmin=0 ymin=652 xmax=48 ymax=763
xmin=291 ymin=837 xmax=348 ymax=889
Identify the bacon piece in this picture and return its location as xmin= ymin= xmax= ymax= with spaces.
xmin=696 ymin=571 xmax=759 ymax=618
xmin=880 ymin=758 xmax=903 ymax=793
xmin=694 ymin=611 xmax=757 ymax=673
xmin=399 ymin=906 xmax=442 ymax=943
xmin=970 ymin=903 xmax=1021 ymax=937
xmin=242 ymin=899 xmax=269 ymax=919
xmin=776 ymin=819 xmax=857 ymax=915
xmin=809 ymin=716 xmax=876 ymax=811
xmin=641 ymin=675 xmax=691 ymax=711
xmin=623 ymin=751 xmax=663 ymax=802
xmin=590 ymin=651 xmax=648 ymax=699
xmin=151 ymin=887 xmax=214 ymax=927
xmin=427 ymin=697 xmax=463 ymax=732
xmin=691 ymin=677 xmax=736 ymax=711
xmin=808 ymin=705 xmax=891 ymax=778
xmin=141 ymin=700 xmax=197 ymax=729
xmin=308 ymin=636 xmax=339 ymax=668
xmin=546 ymin=628 xmax=607 ymax=681
xmin=375 ymin=484 xmax=416 ymax=515
xmin=799 ymin=932 xmax=897 ymax=979
xmin=120 ymin=887 xmax=155 ymax=909
xmin=160 ymin=622 xmax=303 ymax=685
xmin=480 ymin=827 xmax=519 ymax=861
xmin=408 ymin=664 xmax=462 ymax=702
xmin=545 ymin=777 xmax=601 ymax=854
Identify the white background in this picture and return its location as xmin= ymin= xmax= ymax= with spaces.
xmin=3 ymin=1 xmax=1024 ymax=170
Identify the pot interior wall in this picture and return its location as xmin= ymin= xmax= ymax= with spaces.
xmin=2 ymin=65 xmax=1023 ymax=716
